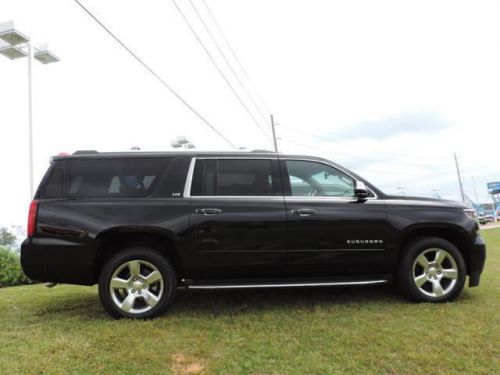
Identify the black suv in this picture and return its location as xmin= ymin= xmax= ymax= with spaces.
xmin=21 ymin=151 xmax=486 ymax=318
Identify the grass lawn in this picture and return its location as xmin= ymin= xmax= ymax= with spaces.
xmin=1 ymin=230 xmax=499 ymax=375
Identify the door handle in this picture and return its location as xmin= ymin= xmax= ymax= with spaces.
xmin=292 ymin=208 xmax=316 ymax=216
xmin=196 ymin=208 xmax=222 ymax=215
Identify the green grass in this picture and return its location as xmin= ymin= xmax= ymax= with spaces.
xmin=1 ymin=230 xmax=499 ymax=375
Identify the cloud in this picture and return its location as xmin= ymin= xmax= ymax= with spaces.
xmin=323 ymin=111 xmax=451 ymax=141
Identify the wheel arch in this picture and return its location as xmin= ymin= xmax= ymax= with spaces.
xmin=398 ymin=224 xmax=473 ymax=273
xmin=92 ymin=227 xmax=184 ymax=284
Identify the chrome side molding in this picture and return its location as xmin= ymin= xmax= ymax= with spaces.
xmin=184 ymin=279 xmax=388 ymax=290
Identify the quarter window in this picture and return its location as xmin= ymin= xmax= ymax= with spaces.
xmin=67 ymin=158 xmax=170 ymax=197
xmin=285 ymin=160 xmax=355 ymax=197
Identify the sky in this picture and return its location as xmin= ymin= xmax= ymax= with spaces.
xmin=0 ymin=0 xmax=499 ymax=227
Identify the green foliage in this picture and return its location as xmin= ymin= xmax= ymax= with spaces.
xmin=0 ymin=227 xmax=16 ymax=247
xmin=0 ymin=246 xmax=33 ymax=287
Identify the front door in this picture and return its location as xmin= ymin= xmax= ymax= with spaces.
xmin=185 ymin=157 xmax=287 ymax=279
xmin=281 ymin=159 xmax=392 ymax=278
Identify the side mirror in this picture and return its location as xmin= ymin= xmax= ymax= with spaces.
xmin=354 ymin=181 xmax=369 ymax=200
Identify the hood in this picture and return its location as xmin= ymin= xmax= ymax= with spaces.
xmin=384 ymin=195 xmax=469 ymax=209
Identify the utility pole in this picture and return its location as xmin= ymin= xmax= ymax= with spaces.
xmin=454 ymin=153 xmax=465 ymax=203
xmin=270 ymin=114 xmax=278 ymax=153
xmin=471 ymin=176 xmax=479 ymax=204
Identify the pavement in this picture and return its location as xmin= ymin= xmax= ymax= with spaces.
xmin=480 ymin=223 xmax=500 ymax=230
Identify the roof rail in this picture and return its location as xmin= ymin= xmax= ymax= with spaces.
xmin=73 ymin=150 xmax=99 ymax=155
xmin=251 ymin=149 xmax=275 ymax=153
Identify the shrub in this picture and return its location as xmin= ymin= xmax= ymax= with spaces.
xmin=0 ymin=246 xmax=34 ymax=287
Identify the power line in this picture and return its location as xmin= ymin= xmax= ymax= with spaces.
xmin=280 ymin=138 xmax=451 ymax=175
xmin=200 ymin=0 xmax=272 ymax=115
xmin=280 ymin=137 xmax=446 ymax=168
xmin=171 ymin=0 xmax=273 ymax=143
xmin=280 ymin=124 xmax=451 ymax=161
xmin=188 ymin=0 xmax=271 ymax=126
xmin=73 ymin=0 xmax=236 ymax=149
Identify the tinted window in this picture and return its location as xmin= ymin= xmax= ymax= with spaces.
xmin=41 ymin=168 xmax=63 ymax=198
xmin=154 ymin=157 xmax=191 ymax=197
xmin=67 ymin=158 xmax=170 ymax=197
xmin=191 ymin=159 xmax=274 ymax=196
xmin=285 ymin=160 xmax=355 ymax=197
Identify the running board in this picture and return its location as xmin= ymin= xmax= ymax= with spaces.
xmin=181 ymin=279 xmax=389 ymax=290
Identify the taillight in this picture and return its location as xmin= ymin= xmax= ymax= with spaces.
xmin=27 ymin=200 xmax=38 ymax=237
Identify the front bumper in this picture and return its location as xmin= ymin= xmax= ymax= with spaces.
xmin=469 ymin=235 xmax=486 ymax=287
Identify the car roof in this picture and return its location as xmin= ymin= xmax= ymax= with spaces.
xmin=55 ymin=150 xmax=332 ymax=162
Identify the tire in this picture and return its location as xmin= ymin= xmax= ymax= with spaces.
xmin=98 ymin=247 xmax=177 ymax=319
xmin=397 ymin=237 xmax=466 ymax=302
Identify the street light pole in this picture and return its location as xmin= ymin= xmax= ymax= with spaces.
xmin=0 ymin=20 xmax=59 ymax=199
xmin=27 ymin=42 xmax=34 ymax=198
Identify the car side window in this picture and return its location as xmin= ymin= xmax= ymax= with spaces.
xmin=285 ymin=160 xmax=355 ymax=197
xmin=191 ymin=159 xmax=275 ymax=196
xmin=66 ymin=158 xmax=170 ymax=197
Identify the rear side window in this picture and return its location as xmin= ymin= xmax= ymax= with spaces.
xmin=191 ymin=159 xmax=276 ymax=196
xmin=40 ymin=168 xmax=63 ymax=198
xmin=67 ymin=158 xmax=170 ymax=197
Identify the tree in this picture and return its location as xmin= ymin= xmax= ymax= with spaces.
xmin=0 ymin=227 xmax=16 ymax=247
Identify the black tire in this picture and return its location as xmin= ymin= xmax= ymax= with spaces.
xmin=397 ymin=237 xmax=466 ymax=302
xmin=98 ymin=247 xmax=177 ymax=319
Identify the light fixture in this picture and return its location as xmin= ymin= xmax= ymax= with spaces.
xmin=0 ymin=45 xmax=27 ymax=59
xmin=34 ymin=49 xmax=59 ymax=64
xmin=0 ymin=29 xmax=29 ymax=45
xmin=0 ymin=20 xmax=29 ymax=45
xmin=177 ymin=135 xmax=188 ymax=145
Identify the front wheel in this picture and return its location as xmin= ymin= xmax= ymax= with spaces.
xmin=397 ymin=237 xmax=466 ymax=302
xmin=98 ymin=247 xmax=177 ymax=319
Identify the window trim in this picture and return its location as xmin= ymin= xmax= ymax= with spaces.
xmin=183 ymin=157 xmax=196 ymax=198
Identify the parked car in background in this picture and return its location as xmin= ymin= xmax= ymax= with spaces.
xmin=478 ymin=213 xmax=495 ymax=225
xmin=21 ymin=151 xmax=487 ymax=319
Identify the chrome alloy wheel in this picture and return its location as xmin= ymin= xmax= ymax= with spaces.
xmin=412 ymin=248 xmax=458 ymax=298
xmin=109 ymin=260 xmax=164 ymax=314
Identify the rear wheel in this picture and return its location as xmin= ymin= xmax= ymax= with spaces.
xmin=397 ymin=237 xmax=466 ymax=302
xmin=98 ymin=247 xmax=177 ymax=319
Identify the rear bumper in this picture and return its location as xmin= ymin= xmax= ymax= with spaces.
xmin=468 ymin=235 xmax=486 ymax=287
xmin=21 ymin=237 xmax=95 ymax=285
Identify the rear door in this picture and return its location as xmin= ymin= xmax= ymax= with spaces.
xmin=281 ymin=159 xmax=392 ymax=277
xmin=184 ymin=157 xmax=287 ymax=279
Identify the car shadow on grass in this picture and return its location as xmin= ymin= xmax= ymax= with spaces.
xmin=32 ymin=293 xmax=107 ymax=319
xmin=31 ymin=283 xmax=420 ymax=320
xmin=171 ymin=284 xmax=402 ymax=315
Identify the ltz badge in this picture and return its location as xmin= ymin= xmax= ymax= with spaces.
xmin=346 ymin=239 xmax=384 ymax=245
